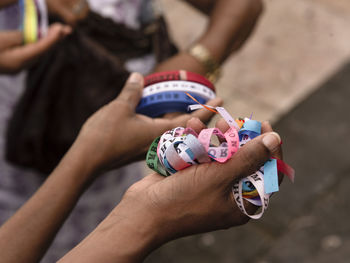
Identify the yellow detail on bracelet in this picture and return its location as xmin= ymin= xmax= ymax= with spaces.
xmin=23 ymin=0 xmax=38 ymax=44
xmin=188 ymin=44 xmax=221 ymax=83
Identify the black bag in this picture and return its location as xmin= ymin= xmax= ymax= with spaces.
xmin=5 ymin=12 xmax=177 ymax=174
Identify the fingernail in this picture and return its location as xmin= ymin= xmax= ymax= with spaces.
xmin=127 ymin=72 xmax=144 ymax=85
xmin=262 ymin=132 xmax=281 ymax=152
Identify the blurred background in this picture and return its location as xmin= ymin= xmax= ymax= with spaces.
xmin=144 ymin=0 xmax=350 ymax=262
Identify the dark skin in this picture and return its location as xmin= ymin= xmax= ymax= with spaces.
xmin=0 ymin=24 xmax=72 ymax=74
xmin=59 ymin=119 xmax=282 ymax=263
xmin=0 ymin=73 xmax=222 ymax=263
xmin=0 ymin=73 xmax=284 ymax=263
xmin=157 ymin=0 xmax=264 ymax=74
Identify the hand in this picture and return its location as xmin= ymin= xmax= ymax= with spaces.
xmin=46 ymin=0 xmax=90 ymax=25
xmin=117 ymin=119 xmax=283 ymax=237
xmin=72 ymin=72 xmax=222 ymax=172
xmin=60 ymin=118 xmax=283 ymax=263
xmin=0 ymin=23 xmax=71 ymax=74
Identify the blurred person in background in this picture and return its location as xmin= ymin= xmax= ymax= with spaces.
xmin=0 ymin=0 xmax=263 ymax=261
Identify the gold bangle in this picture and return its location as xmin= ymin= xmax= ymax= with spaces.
xmin=188 ymin=44 xmax=221 ymax=83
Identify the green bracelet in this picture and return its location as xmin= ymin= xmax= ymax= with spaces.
xmin=146 ymin=136 xmax=170 ymax=177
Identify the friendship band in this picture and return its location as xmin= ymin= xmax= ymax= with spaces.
xmin=136 ymin=91 xmax=208 ymax=117
xmin=144 ymin=70 xmax=216 ymax=92
xmin=142 ymin=81 xmax=216 ymax=101
xmin=146 ymin=103 xmax=295 ymax=219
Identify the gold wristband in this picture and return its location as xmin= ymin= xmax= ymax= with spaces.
xmin=188 ymin=44 xmax=221 ymax=83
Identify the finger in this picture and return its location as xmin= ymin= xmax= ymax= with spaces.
xmin=163 ymin=112 xmax=182 ymax=119
xmin=190 ymin=97 xmax=223 ymax=123
xmin=0 ymin=31 xmax=23 ymax=51
xmin=186 ymin=117 xmax=206 ymax=134
xmin=168 ymin=97 xmax=221 ymax=129
xmin=261 ymin=121 xmax=272 ymax=134
xmin=116 ymin=72 xmax=144 ymax=109
xmin=151 ymin=97 xmax=222 ymax=137
xmin=212 ymin=132 xmax=281 ymax=185
xmin=142 ymin=173 xmax=164 ymax=187
xmin=260 ymin=121 xmax=284 ymax=184
xmin=163 ymin=96 xmax=223 ymax=120
xmin=171 ymin=97 xmax=222 ymax=128
xmin=261 ymin=121 xmax=282 ymax=160
xmin=215 ymin=118 xmax=230 ymax=133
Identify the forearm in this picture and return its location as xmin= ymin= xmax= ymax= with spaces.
xmin=157 ymin=0 xmax=263 ymax=73
xmin=0 ymin=142 xmax=97 ymax=263
xmin=59 ymin=199 xmax=163 ymax=263
xmin=202 ymin=0 xmax=263 ymax=60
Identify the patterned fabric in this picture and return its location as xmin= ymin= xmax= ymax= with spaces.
xmin=0 ymin=0 xmax=159 ymax=261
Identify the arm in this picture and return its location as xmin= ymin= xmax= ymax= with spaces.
xmin=155 ymin=0 xmax=263 ymax=75
xmin=0 ymin=73 xmax=221 ymax=263
xmin=0 ymin=23 xmax=72 ymax=74
xmin=0 ymin=143 xmax=97 ymax=263
xmin=60 ymin=120 xmax=283 ymax=263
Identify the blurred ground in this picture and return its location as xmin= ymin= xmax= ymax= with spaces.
xmin=144 ymin=0 xmax=350 ymax=262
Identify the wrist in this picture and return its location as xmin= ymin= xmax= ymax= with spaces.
xmin=60 ymin=199 xmax=166 ymax=263
xmin=55 ymin=139 xmax=102 ymax=186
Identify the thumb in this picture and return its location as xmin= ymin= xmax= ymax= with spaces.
xmin=116 ymin=72 xmax=144 ymax=109
xmin=214 ymin=132 xmax=281 ymax=185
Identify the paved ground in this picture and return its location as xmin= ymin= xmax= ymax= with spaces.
xmin=143 ymin=1 xmax=350 ymax=262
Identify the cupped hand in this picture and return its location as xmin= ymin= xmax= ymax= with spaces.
xmin=0 ymin=23 xmax=71 ymax=74
xmin=73 ymin=72 xmax=223 ymax=172
xmin=114 ymin=118 xmax=282 ymax=241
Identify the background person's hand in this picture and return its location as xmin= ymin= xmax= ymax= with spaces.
xmin=72 ymin=72 xmax=222 ymax=172
xmin=0 ymin=23 xmax=71 ymax=74
xmin=60 ymin=118 xmax=283 ymax=262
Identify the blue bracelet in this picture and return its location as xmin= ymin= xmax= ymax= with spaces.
xmin=136 ymin=91 xmax=208 ymax=117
